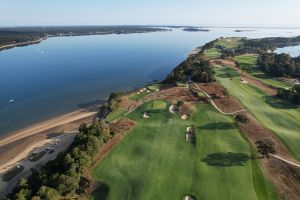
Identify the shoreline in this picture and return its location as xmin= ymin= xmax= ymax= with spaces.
xmin=0 ymin=37 xmax=47 ymax=51
xmin=0 ymin=108 xmax=97 ymax=174
xmin=0 ymin=28 xmax=168 ymax=52
xmin=0 ymin=109 xmax=97 ymax=148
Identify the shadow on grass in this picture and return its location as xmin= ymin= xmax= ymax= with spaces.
xmin=201 ymin=152 xmax=251 ymax=167
xmin=198 ymin=122 xmax=235 ymax=130
xmin=216 ymin=68 xmax=240 ymax=78
xmin=262 ymin=96 xmax=297 ymax=109
xmin=91 ymin=183 xmax=110 ymax=200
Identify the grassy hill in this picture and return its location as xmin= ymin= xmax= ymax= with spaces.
xmin=215 ymin=66 xmax=300 ymax=160
xmin=91 ymin=101 xmax=277 ymax=200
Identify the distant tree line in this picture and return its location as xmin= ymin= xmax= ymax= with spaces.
xmin=239 ymin=36 xmax=300 ymax=53
xmin=0 ymin=26 xmax=166 ymax=47
xmin=257 ymin=53 xmax=300 ymax=77
xmin=278 ymin=85 xmax=300 ymax=105
xmin=5 ymin=119 xmax=114 ymax=200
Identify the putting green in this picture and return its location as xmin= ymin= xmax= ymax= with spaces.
xmin=91 ymin=101 xmax=277 ymax=200
xmin=215 ymin=67 xmax=300 ymax=160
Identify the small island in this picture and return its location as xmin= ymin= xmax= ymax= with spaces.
xmin=183 ymin=27 xmax=210 ymax=32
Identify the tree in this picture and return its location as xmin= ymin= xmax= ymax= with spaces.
xmin=14 ymin=189 xmax=31 ymax=200
xmin=255 ymin=139 xmax=276 ymax=158
xmin=37 ymin=186 xmax=60 ymax=200
xmin=234 ymin=114 xmax=249 ymax=124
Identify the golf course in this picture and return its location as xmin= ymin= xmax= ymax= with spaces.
xmin=91 ymin=100 xmax=278 ymax=200
xmin=215 ymin=66 xmax=300 ymax=160
xmin=233 ymin=54 xmax=292 ymax=88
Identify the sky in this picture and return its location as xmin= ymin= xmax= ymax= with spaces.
xmin=1 ymin=0 xmax=300 ymax=27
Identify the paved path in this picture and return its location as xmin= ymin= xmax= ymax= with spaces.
xmin=190 ymin=81 xmax=247 ymax=115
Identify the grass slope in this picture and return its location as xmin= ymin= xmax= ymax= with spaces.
xmin=216 ymin=67 xmax=300 ymax=160
xmin=91 ymin=101 xmax=277 ymax=200
xmin=234 ymin=54 xmax=292 ymax=88
xmin=105 ymin=108 xmax=128 ymax=122
xmin=204 ymin=48 xmax=222 ymax=59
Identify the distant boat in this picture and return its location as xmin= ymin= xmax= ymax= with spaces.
xmin=9 ymin=99 xmax=14 ymax=103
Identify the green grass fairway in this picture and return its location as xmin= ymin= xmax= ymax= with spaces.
xmin=204 ymin=48 xmax=222 ymax=59
xmin=233 ymin=54 xmax=292 ymax=88
xmin=216 ymin=67 xmax=300 ymax=160
xmin=91 ymin=101 xmax=277 ymax=200
xmin=105 ymin=107 xmax=128 ymax=122
xmin=151 ymin=100 xmax=167 ymax=109
xmin=214 ymin=37 xmax=242 ymax=49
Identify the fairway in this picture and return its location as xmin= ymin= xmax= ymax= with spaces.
xmin=91 ymin=101 xmax=277 ymax=200
xmin=204 ymin=48 xmax=221 ymax=59
xmin=215 ymin=67 xmax=300 ymax=160
xmin=234 ymin=54 xmax=292 ymax=88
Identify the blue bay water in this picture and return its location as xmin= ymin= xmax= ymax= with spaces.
xmin=275 ymin=44 xmax=300 ymax=57
xmin=1 ymin=28 xmax=300 ymax=136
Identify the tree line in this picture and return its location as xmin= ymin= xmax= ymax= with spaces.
xmin=5 ymin=93 xmax=124 ymax=200
xmin=257 ymin=53 xmax=300 ymax=77
xmin=163 ymin=52 xmax=215 ymax=83
xmin=278 ymin=85 xmax=300 ymax=105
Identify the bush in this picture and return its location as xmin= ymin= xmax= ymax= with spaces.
xmin=255 ymin=139 xmax=276 ymax=158
xmin=234 ymin=114 xmax=249 ymax=124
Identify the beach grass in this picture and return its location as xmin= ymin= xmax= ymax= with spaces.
xmin=91 ymin=101 xmax=277 ymax=200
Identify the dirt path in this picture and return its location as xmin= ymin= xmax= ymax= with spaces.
xmin=191 ymin=81 xmax=247 ymax=115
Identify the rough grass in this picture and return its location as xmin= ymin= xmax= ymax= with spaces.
xmin=176 ymin=82 xmax=187 ymax=87
xmin=215 ymin=66 xmax=300 ymax=160
xmin=204 ymin=48 xmax=222 ymax=59
xmin=234 ymin=54 xmax=292 ymax=88
xmin=129 ymin=91 xmax=149 ymax=101
xmin=91 ymin=101 xmax=277 ymax=200
xmin=105 ymin=108 xmax=128 ymax=122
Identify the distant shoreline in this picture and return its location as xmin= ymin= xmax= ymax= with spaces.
xmin=0 ymin=37 xmax=47 ymax=51
xmin=0 ymin=27 xmax=168 ymax=52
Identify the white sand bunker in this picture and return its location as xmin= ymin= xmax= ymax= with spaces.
xmin=240 ymin=79 xmax=248 ymax=84
xmin=169 ymin=105 xmax=177 ymax=113
xmin=142 ymin=112 xmax=150 ymax=118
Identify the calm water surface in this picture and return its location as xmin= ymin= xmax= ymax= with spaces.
xmin=275 ymin=44 xmax=300 ymax=57
xmin=1 ymin=28 xmax=300 ymax=136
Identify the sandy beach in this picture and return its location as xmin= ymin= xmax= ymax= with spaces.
xmin=0 ymin=109 xmax=97 ymax=171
